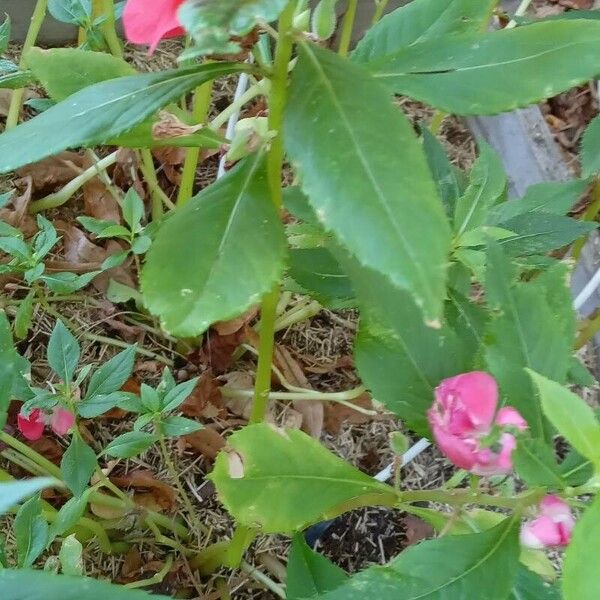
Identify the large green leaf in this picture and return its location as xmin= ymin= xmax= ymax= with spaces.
xmin=26 ymin=47 xmax=135 ymax=102
xmin=369 ymin=21 xmax=600 ymax=115
xmin=0 ymin=570 xmax=170 ymax=600
xmin=61 ymin=435 xmax=97 ymax=498
xmin=509 ymin=567 xmax=561 ymax=600
xmin=285 ymin=43 xmax=450 ymax=322
xmin=142 ymin=153 xmax=286 ymax=336
xmin=287 ymin=535 xmax=348 ymax=599
xmin=353 ymin=0 xmax=496 ymax=63
xmin=0 ymin=478 xmax=58 ymax=515
xmin=317 ymin=516 xmax=520 ymax=600
xmin=563 ymin=495 xmax=600 ymax=600
xmin=209 ymin=423 xmax=399 ymax=533
xmin=0 ymin=62 xmax=250 ymax=173
xmin=512 ymin=438 xmax=564 ymax=489
xmin=0 ymin=310 xmax=15 ymax=429
xmin=14 ymin=495 xmax=49 ymax=568
xmin=528 ymin=370 xmax=600 ymax=463
xmin=484 ymin=244 xmax=575 ymax=439
xmin=347 ymin=258 xmax=469 ymax=436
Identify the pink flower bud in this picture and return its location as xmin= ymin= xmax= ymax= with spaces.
xmin=50 ymin=408 xmax=75 ymax=437
xmin=428 ymin=372 xmax=527 ymax=476
xmin=520 ymin=495 xmax=575 ymax=549
xmin=17 ymin=408 xmax=46 ymax=441
xmin=123 ymin=0 xmax=186 ymax=53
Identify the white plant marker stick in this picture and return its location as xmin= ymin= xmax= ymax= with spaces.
xmin=574 ymin=265 xmax=600 ymax=311
xmin=217 ymin=68 xmax=252 ymax=179
xmin=375 ymin=438 xmax=431 ymax=483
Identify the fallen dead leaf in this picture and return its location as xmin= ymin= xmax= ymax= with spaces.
xmin=182 ymin=426 xmax=226 ymax=460
xmin=213 ymin=306 xmax=258 ymax=336
xmin=121 ymin=548 xmax=143 ymax=578
xmin=110 ymin=469 xmax=177 ymax=512
xmin=82 ymin=160 xmax=121 ymax=223
xmin=192 ymin=326 xmax=249 ymax=373
xmin=0 ymin=177 xmax=37 ymax=237
xmin=30 ymin=436 xmax=64 ymax=465
xmin=323 ymin=392 xmax=375 ymax=435
xmin=222 ymin=370 xmax=254 ymax=419
xmin=403 ymin=515 xmax=434 ymax=546
xmin=181 ymin=370 xmax=224 ymax=419
xmin=16 ymin=152 xmax=84 ymax=194
xmin=0 ymin=89 xmax=40 ymax=118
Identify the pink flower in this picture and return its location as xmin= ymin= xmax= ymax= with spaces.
xmin=123 ymin=0 xmax=186 ymax=53
xmin=18 ymin=407 xmax=75 ymax=441
xmin=428 ymin=372 xmax=527 ymax=476
xmin=520 ymin=495 xmax=575 ymax=549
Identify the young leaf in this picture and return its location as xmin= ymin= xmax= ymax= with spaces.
xmin=59 ymin=535 xmax=83 ymax=576
xmin=48 ymin=0 xmax=92 ymax=26
xmin=140 ymin=384 xmax=161 ymax=413
xmin=161 ymin=416 xmax=203 ymax=438
xmin=209 ymin=423 xmax=398 ymax=533
xmin=142 ymin=153 xmax=287 ymax=336
xmin=130 ymin=235 xmax=151 ymax=255
xmin=0 ymin=569 xmax=171 ymax=600
xmin=369 ymin=21 xmax=600 ymax=115
xmin=122 ymin=189 xmax=144 ymax=232
xmin=161 ymin=378 xmax=199 ymax=413
xmin=14 ymin=495 xmax=49 ymax=568
xmin=285 ymin=43 xmax=450 ymax=323
xmin=527 ymin=370 xmax=600 ymax=463
xmin=454 ymin=142 xmax=506 ymax=235
xmin=318 ymin=516 xmax=520 ymax=600
xmin=61 ymin=436 xmax=97 ymax=498
xmin=0 ymin=478 xmax=57 ymax=515
xmin=353 ymin=0 xmax=496 ymax=63
xmin=0 ymin=310 xmax=16 ymax=429
xmin=47 ymin=321 xmax=80 ymax=383
xmin=563 ymin=495 xmax=600 ymax=600
xmin=33 ymin=215 xmax=60 ymax=259
xmin=0 ymin=62 xmax=251 ymax=174
xmin=0 ymin=15 xmax=10 ymax=55
xmin=287 ymin=534 xmax=348 ymax=599
xmin=14 ymin=290 xmax=35 ymax=340
xmin=49 ymin=495 xmax=88 ymax=540
xmin=84 ymin=345 xmax=136 ymax=400
xmin=41 ymin=271 xmax=99 ymax=294
xmin=76 ymin=216 xmax=120 ymax=236
xmin=103 ymin=431 xmax=156 ymax=459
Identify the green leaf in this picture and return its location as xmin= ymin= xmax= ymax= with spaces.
xmin=490 ymin=178 xmax=590 ymax=224
xmin=498 ymin=213 xmax=596 ymax=256
xmin=0 ymin=70 xmax=35 ymax=89
xmin=15 ymin=495 xmax=49 ymax=568
xmin=209 ymin=423 xmax=398 ymax=533
xmin=353 ymin=0 xmax=496 ymax=63
xmin=0 ymin=62 xmax=250 ymax=174
xmin=285 ymin=43 xmax=450 ymax=323
xmin=179 ymin=0 xmax=288 ymax=57
xmin=59 ymin=534 xmax=83 ymax=576
xmin=49 ymin=495 xmax=88 ymax=540
xmin=161 ymin=416 xmax=203 ymax=438
xmin=563 ymin=495 xmax=600 ymax=600
xmin=0 ymin=569 xmax=171 ymax=600
xmin=283 ymin=186 xmax=319 ymax=225
xmin=47 ymin=320 xmax=80 ymax=383
xmin=26 ymin=47 xmax=134 ymax=102
xmin=14 ymin=290 xmax=35 ymax=340
xmin=0 ymin=310 xmax=16 ymax=429
xmin=122 ymin=189 xmax=144 ymax=232
xmin=527 ymin=370 xmax=600 ymax=462
xmin=509 ymin=567 xmax=560 ymax=600
xmin=161 ymin=378 xmax=199 ymax=413
xmin=346 ymin=257 xmax=468 ymax=436
xmin=420 ymin=127 xmax=465 ymax=216
xmin=0 ymin=236 xmax=32 ymax=261
xmin=41 ymin=271 xmax=99 ymax=294
xmin=318 ymin=516 xmax=520 ymax=600
xmin=582 ymin=115 xmax=600 ymax=178
xmin=567 ymin=356 xmax=596 ymax=388
xmin=559 ymin=449 xmax=593 ymax=487
xmin=454 ymin=142 xmax=506 ymax=235
xmin=61 ymin=436 xmax=97 ymax=498
xmin=287 ymin=534 xmax=348 ymax=599
xmin=85 ymin=345 xmax=136 ymax=400
xmin=311 ymin=0 xmax=339 ymax=40
xmin=76 ymin=216 xmax=120 ymax=236
xmin=484 ymin=245 xmax=575 ymax=439
xmin=0 ymin=15 xmax=10 ymax=55
xmin=48 ymin=0 xmax=92 ymax=26
xmin=0 ymin=478 xmax=57 ymax=515
xmin=513 ymin=439 xmax=564 ymax=488
xmin=369 ymin=21 xmax=600 ymax=115
xmin=142 ymin=153 xmax=286 ymax=336
xmin=33 ymin=215 xmax=60 ymax=259
xmin=104 ymin=431 xmax=156 ymax=459
xmin=288 ymin=248 xmax=354 ymax=306
xmin=140 ymin=383 xmax=161 ymax=413
xmin=131 ymin=235 xmax=151 ymax=255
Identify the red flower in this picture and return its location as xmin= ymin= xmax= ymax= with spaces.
xmin=18 ymin=407 xmax=75 ymax=441
xmin=123 ymin=0 xmax=186 ymax=53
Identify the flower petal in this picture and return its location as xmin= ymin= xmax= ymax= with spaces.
xmin=495 ymin=406 xmax=528 ymax=431
xmin=123 ymin=0 xmax=186 ymax=52
xmin=17 ymin=409 xmax=45 ymax=441
xmin=430 ymin=423 xmax=478 ymax=471
xmin=520 ymin=515 xmax=563 ymax=549
xmin=50 ymin=408 xmax=75 ymax=437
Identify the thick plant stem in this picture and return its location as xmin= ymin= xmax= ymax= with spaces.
xmin=139 ymin=149 xmax=172 ymax=218
xmin=250 ymin=1 xmax=296 ymax=425
xmin=5 ymin=0 xmax=48 ymax=129
xmin=177 ymin=80 xmax=214 ymax=207
xmin=101 ymin=0 xmax=123 ymax=58
xmin=371 ymin=0 xmax=390 ymax=25
xmin=338 ymin=0 xmax=358 ymax=57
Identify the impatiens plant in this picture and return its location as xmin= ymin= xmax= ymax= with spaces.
xmin=2 ymin=0 xmax=600 ymax=598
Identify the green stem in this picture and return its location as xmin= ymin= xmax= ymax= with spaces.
xmin=177 ymin=79 xmax=214 ymax=207
xmin=101 ymin=0 xmax=123 ymax=58
xmin=209 ymin=81 xmax=268 ymax=131
xmin=139 ymin=149 xmax=172 ymax=219
xmin=400 ymin=487 xmax=545 ymax=509
xmin=240 ymin=561 xmax=286 ymax=599
xmin=0 ymin=431 xmax=62 ymax=479
xmin=30 ymin=151 xmax=119 ymax=213
xmin=429 ymin=110 xmax=448 ymax=136
xmin=250 ymin=1 xmax=296 ymax=425
xmin=274 ymin=299 xmax=321 ymax=331
xmin=371 ymin=0 xmax=390 ymax=25
xmin=5 ymin=0 xmax=48 ymax=129
xmin=338 ymin=0 xmax=358 ymax=57
xmin=124 ymin=555 xmax=174 ymax=589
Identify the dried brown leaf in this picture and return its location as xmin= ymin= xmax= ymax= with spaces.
xmin=0 ymin=177 xmax=36 ymax=237
xmin=192 ymin=326 xmax=248 ymax=373
xmin=403 ymin=515 xmax=434 ymax=546
xmin=82 ymin=164 xmax=121 ymax=223
xmin=181 ymin=370 xmax=224 ymax=418
xmin=16 ymin=152 xmax=84 ymax=194
xmin=323 ymin=393 xmax=374 ymax=434
xmin=183 ymin=427 xmax=226 ymax=460
xmin=110 ymin=469 xmax=177 ymax=512
xmin=213 ymin=306 xmax=258 ymax=336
